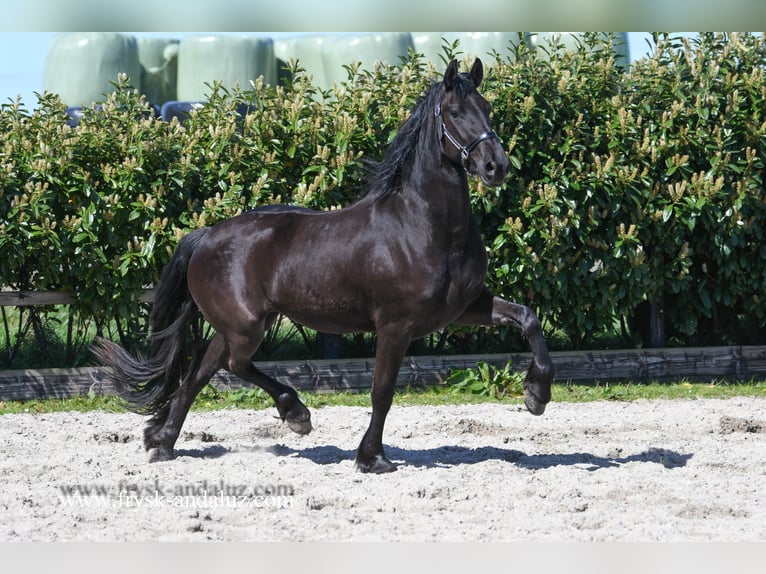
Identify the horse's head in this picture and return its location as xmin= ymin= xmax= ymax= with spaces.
xmin=436 ymin=58 xmax=510 ymax=187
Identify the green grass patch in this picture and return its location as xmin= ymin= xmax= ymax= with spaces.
xmin=552 ymin=379 xmax=766 ymax=402
xmin=0 ymin=379 xmax=763 ymax=416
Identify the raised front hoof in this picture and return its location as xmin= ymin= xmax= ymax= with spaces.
xmin=147 ymin=446 xmax=175 ymax=463
xmin=524 ymin=393 xmax=547 ymax=416
xmin=523 ymin=360 xmax=553 ymax=416
xmin=356 ymin=454 xmax=398 ymax=474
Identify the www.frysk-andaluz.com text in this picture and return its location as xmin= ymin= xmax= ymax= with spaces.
xmin=57 ymin=480 xmax=296 ymax=509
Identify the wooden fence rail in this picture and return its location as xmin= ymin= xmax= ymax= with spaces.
xmin=1 ymin=346 xmax=764 ymax=402
xmin=0 ymin=290 xmax=155 ymax=307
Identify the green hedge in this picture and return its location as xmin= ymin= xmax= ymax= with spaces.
xmin=1 ymin=32 xmax=764 ymax=356
xmin=483 ymin=32 xmax=765 ymax=346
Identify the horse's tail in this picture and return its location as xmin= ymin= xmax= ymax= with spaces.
xmin=92 ymin=227 xmax=210 ymax=415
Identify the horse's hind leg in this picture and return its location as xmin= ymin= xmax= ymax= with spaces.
xmin=224 ymin=326 xmax=312 ymax=435
xmin=230 ymin=361 xmax=313 ymax=435
xmin=145 ymin=333 xmax=226 ymax=462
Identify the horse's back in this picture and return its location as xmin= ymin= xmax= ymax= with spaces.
xmin=246 ymin=204 xmax=317 ymax=215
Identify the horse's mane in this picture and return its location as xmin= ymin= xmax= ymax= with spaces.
xmin=364 ymin=71 xmax=478 ymax=200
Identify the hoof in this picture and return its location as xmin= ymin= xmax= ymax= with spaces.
xmin=148 ymin=446 xmax=174 ymax=463
xmin=356 ymin=454 xmax=398 ymax=474
xmin=524 ymin=394 xmax=547 ymax=416
xmin=277 ymin=392 xmax=312 ymax=435
xmin=286 ymin=417 xmax=313 ymax=435
xmin=523 ymin=360 xmax=552 ymax=416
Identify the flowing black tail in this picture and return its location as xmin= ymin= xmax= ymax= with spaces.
xmin=93 ymin=227 xmax=210 ymax=415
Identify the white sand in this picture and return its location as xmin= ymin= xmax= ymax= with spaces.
xmin=0 ymin=397 xmax=764 ymax=541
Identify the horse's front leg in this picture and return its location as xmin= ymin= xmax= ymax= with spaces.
xmin=455 ymin=288 xmax=554 ymax=415
xmin=356 ymin=325 xmax=412 ymax=474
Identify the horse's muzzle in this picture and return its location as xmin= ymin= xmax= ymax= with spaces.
xmin=476 ymin=152 xmax=510 ymax=187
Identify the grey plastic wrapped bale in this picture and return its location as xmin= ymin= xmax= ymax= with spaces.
xmin=274 ymin=34 xmax=332 ymax=90
xmin=137 ymin=37 xmax=179 ymax=106
xmin=176 ymin=35 xmax=277 ymax=101
xmin=319 ymin=33 xmax=414 ymax=88
xmin=525 ymin=32 xmax=630 ymax=69
xmin=411 ymin=33 xmax=521 ymax=71
xmin=276 ymin=33 xmax=412 ymax=92
xmin=43 ymin=32 xmax=141 ymax=107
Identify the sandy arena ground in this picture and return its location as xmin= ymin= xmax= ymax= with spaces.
xmin=0 ymin=397 xmax=764 ymax=541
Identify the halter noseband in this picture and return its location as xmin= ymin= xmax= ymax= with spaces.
xmin=434 ymin=102 xmax=501 ymax=170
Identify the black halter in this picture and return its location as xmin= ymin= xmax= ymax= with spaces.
xmin=434 ymin=102 xmax=501 ymax=170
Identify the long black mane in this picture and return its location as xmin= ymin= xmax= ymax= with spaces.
xmin=364 ymin=71 xmax=479 ymax=200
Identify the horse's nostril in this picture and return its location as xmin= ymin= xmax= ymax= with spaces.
xmin=485 ymin=161 xmax=496 ymax=174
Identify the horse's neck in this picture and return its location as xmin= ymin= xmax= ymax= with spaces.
xmin=363 ymin=118 xmax=476 ymax=243
xmin=405 ymin=149 xmax=475 ymax=243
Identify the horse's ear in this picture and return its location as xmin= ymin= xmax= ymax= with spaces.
xmin=444 ymin=59 xmax=458 ymax=90
xmin=470 ymin=58 xmax=484 ymax=87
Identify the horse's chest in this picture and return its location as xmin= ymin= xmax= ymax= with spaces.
xmin=445 ymin=247 xmax=487 ymax=303
xmin=407 ymin=251 xmax=484 ymax=337
xmin=420 ymin=239 xmax=488 ymax=310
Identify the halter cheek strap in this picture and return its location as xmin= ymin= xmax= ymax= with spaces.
xmin=434 ymin=102 xmax=501 ymax=170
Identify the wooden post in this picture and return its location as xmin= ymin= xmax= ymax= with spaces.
xmin=649 ymin=296 xmax=666 ymax=348
xmin=315 ymin=332 xmax=342 ymax=359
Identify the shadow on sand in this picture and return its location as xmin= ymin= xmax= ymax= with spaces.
xmin=246 ymin=443 xmax=693 ymax=471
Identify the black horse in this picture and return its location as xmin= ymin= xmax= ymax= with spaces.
xmin=94 ymin=59 xmax=554 ymax=474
